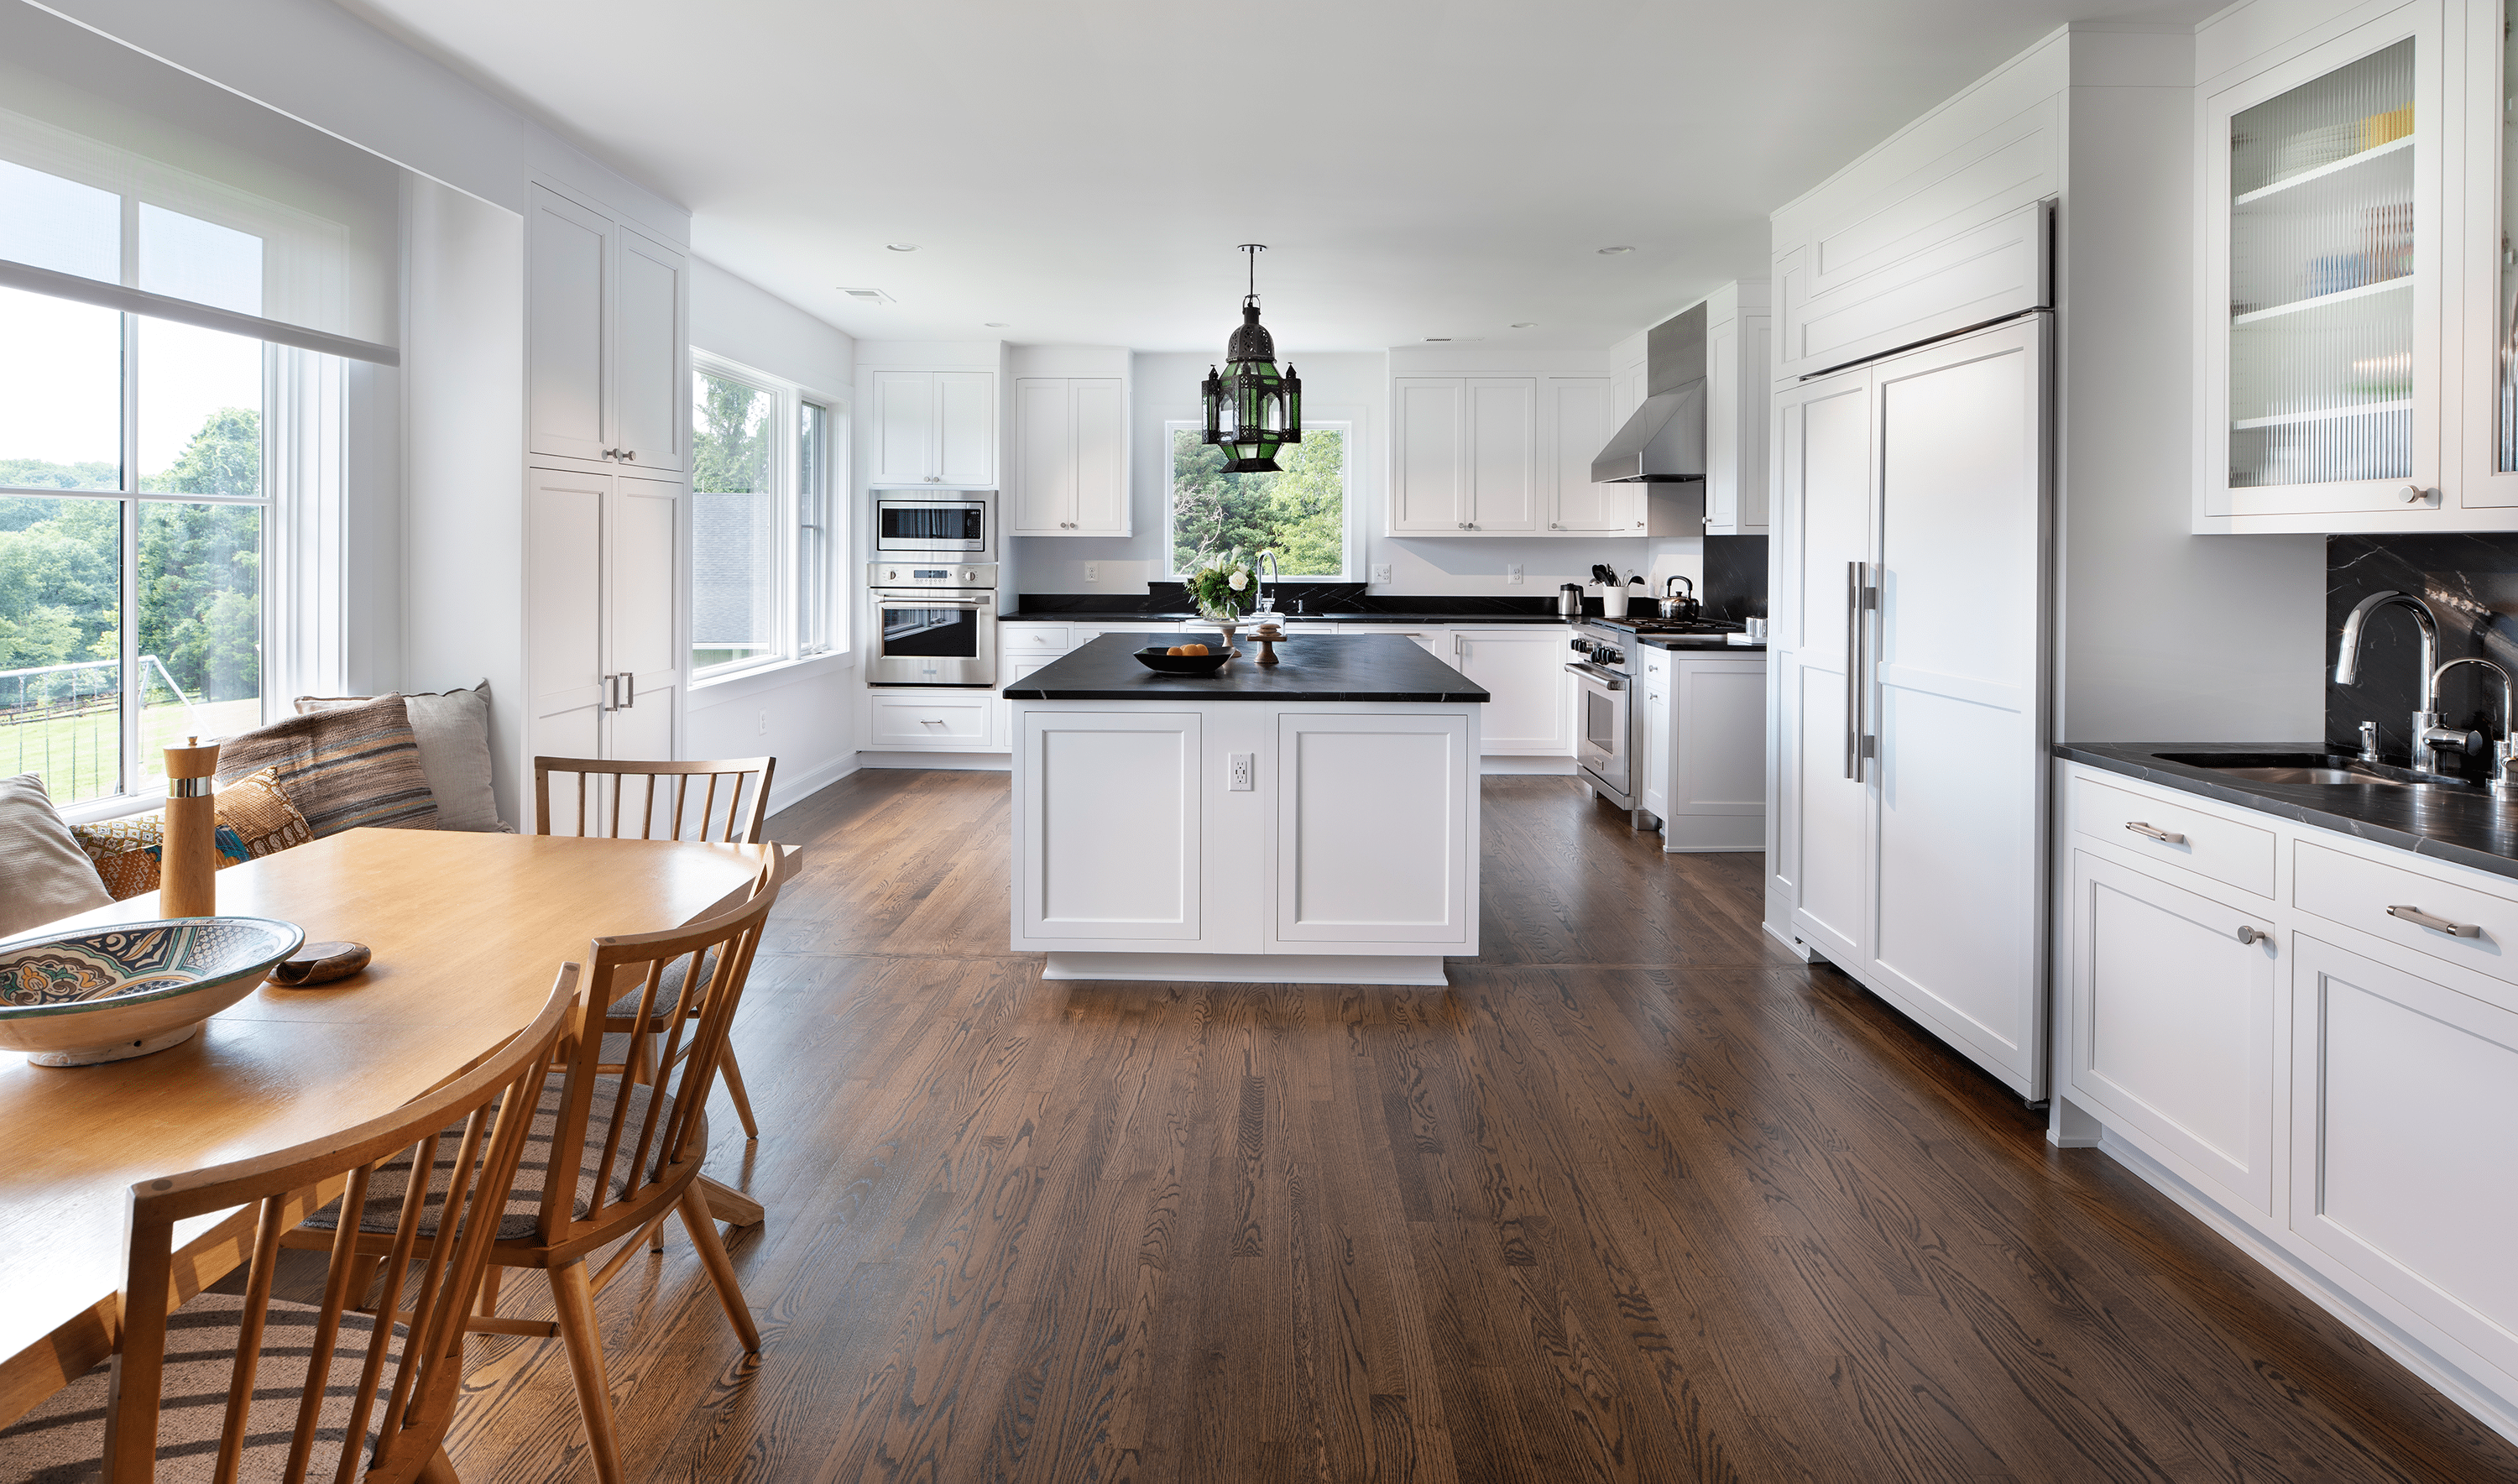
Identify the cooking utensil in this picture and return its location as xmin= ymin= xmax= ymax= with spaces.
xmin=1659 ymin=575 xmax=1700 ymax=622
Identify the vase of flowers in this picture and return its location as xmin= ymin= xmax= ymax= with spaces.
xmin=1188 ymin=550 xmax=1259 ymax=656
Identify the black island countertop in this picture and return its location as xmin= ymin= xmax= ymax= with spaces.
xmin=1002 ymin=606 xmax=1575 ymax=627
xmin=1004 ymin=632 xmax=1491 ymax=703
xmin=2060 ymin=740 xmax=2518 ymax=883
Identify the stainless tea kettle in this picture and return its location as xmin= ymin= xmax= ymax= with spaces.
xmin=1659 ymin=575 xmax=1700 ymax=622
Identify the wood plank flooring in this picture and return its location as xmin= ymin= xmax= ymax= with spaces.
xmin=441 ymin=769 xmax=2518 ymax=1482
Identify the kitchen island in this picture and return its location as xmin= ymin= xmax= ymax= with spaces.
xmin=1004 ymin=632 xmax=1487 ymax=985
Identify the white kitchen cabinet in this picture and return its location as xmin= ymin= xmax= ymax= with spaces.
xmin=1638 ymin=648 xmax=1671 ymax=820
xmin=525 ymin=184 xmax=686 ymax=473
xmin=1388 ymin=376 xmax=1538 ymax=532
xmin=1703 ymin=283 xmax=1770 ymax=536
xmin=1011 ymin=376 xmax=1128 ymax=534
xmin=2064 ymin=847 xmax=2277 ymax=1217
xmin=1544 ymin=376 xmax=1638 ymax=532
xmin=2199 ymin=3 xmax=2443 ymax=528
xmin=870 ymin=369 xmax=996 ymax=489
xmin=1448 ymin=627 xmax=1570 ymax=755
xmin=1663 ymin=655 xmax=1766 ymax=852
xmin=525 ymin=465 xmax=682 ymax=828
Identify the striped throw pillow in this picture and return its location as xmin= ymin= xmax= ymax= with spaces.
xmin=215 ymin=695 xmax=440 ymax=837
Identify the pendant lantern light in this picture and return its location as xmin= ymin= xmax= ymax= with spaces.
xmin=1201 ymin=244 xmax=1303 ymax=473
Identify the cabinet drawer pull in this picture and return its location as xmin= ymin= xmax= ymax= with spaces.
xmin=2125 ymin=821 xmax=2186 ymax=844
xmin=2235 ymin=925 xmax=2271 ymax=947
xmin=2388 ymin=904 xmax=2484 ymax=938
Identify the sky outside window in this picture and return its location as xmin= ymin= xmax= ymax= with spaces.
xmin=0 ymin=159 xmax=117 ymax=280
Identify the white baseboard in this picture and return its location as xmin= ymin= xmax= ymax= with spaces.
xmin=1480 ymin=755 xmax=1576 ymax=775
xmin=765 ymin=753 xmax=859 ymax=816
xmin=1042 ymin=952 xmax=1449 ymax=986
xmin=2094 ymin=1131 xmax=2518 ymax=1448
xmin=854 ymin=751 xmax=1013 ymax=772
xmin=1762 ymin=919 xmax=1815 ymax=960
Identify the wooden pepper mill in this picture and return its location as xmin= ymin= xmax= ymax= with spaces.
xmin=161 ymin=736 xmax=221 ymax=917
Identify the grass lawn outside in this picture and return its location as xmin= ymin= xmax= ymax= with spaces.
xmin=2 ymin=697 xmax=266 ymax=805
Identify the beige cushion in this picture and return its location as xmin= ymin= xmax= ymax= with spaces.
xmin=296 ymin=682 xmax=505 ymax=833
xmin=0 ymin=774 xmax=110 ymax=938
xmin=217 ymin=696 xmax=438 ymax=837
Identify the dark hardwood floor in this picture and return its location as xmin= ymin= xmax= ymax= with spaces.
xmin=441 ymin=770 xmax=2518 ymax=1482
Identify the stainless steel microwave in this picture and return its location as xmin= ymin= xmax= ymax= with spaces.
xmin=874 ymin=494 xmax=992 ymax=556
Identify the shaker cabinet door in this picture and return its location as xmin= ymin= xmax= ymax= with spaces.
xmin=527 ymin=189 xmax=609 ymax=463
xmin=611 ymin=227 xmax=685 ymax=473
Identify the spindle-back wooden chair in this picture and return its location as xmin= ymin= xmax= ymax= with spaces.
xmin=0 ymin=967 xmax=576 ymax=1483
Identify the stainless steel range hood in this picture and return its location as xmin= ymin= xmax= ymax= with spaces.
xmin=1591 ymin=303 xmax=1707 ymax=484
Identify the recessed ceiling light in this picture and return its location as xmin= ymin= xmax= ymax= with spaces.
xmin=1597 ymin=245 xmax=1635 ymax=255
xmin=885 ymin=243 xmax=919 ymax=252
xmin=837 ymin=287 xmax=896 ymax=304
xmin=984 ymin=321 xmax=1007 ymax=327
xmin=1424 ymin=337 xmax=1452 ymax=342
xmin=1511 ymin=321 xmax=1538 ymax=328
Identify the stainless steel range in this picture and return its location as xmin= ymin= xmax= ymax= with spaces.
xmin=1567 ymin=614 xmax=1744 ymax=821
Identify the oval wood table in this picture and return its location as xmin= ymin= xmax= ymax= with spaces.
xmin=0 ymin=828 xmax=774 ymax=1433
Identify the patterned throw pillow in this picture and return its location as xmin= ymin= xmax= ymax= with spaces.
xmin=70 ymin=766 xmax=316 ymax=901
xmin=217 ymin=695 xmax=438 ymax=836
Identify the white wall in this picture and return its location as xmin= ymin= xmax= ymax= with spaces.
xmin=2056 ymin=24 xmax=2323 ymax=740
xmin=1011 ymin=349 xmax=1657 ymax=601
xmin=400 ymin=173 xmax=525 ymax=825
xmin=687 ymin=258 xmax=864 ymax=813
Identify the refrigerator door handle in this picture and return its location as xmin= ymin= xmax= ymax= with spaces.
xmin=1843 ymin=562 xmax=1863 ymax=780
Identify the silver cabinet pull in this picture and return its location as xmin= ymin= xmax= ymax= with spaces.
xmin=1843 ymin=561 xmax=1861 ymax=781
xmin=2236 ymin=925 xmax=2272 ymax=946
xmin=623 ymin=673 xmax=636 ymax=708
xmin=2125 ymin=821 xmax=2186 ymax=844
xmin=2388 ymin=904 xmax=2484 ymax=938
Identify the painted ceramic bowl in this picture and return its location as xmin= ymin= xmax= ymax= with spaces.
xmin=0 ymin=917 xmax=306 ymax=1066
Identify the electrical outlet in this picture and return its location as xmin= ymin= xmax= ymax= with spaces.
xmin=1507 ymin=563 xmax=1523 ymax=583
xmin=1228 ymin=752 xmax=1254 ymax=792
xmin=1085 ymin=562 xmax=1099 ymax=583
xmin=1371 ymin=564 xmax=1392 ymax=585
xmin=757 ymin=708 xmax=769 ymax=737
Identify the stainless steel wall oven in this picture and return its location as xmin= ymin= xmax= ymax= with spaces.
xmin=867 ymin=562 xmax=998 ymax=687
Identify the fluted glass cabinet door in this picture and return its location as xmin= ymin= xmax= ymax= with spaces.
xmin=2461 ymin=1 xmax=2518 ymax=505
xmin=2202 ymin=0 xmax=2443 ymax=524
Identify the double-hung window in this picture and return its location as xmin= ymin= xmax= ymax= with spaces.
xmin=1 ymin=174 xmax=310 ymax=808
xmin=689 ymin=352 xmax=843 ymax=680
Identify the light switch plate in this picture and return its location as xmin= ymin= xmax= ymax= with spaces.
xmin=1228 ymin=752 xmax=1254 ymax=792
xmin=1085 ymin=562 xmax=1099 ymax=583
xmin=1371 ymin=564 xmax=1392 ymax=585
xmin=1507 ymin=563 xmax=1523 ymax=583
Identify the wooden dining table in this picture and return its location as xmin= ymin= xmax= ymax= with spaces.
xmin=0 ymin=827 xmax=775 ymax=1432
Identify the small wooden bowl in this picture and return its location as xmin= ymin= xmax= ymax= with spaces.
xmin=266 ymin=941 xmax=372 ymax=987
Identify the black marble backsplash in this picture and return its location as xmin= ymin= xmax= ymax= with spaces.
xmin=1023 ymin=583 xmax=1561 ymax=618
xmin=1704 ymin=536 xmax=1768 ymax=624
xmin=2328 ymin=535 xmax=2518 ymax=781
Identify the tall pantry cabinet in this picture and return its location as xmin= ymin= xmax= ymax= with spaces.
xmin=523 ymin=182 xmax=689 ymax=827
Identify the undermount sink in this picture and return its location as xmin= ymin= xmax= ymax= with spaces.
xmin=2152 ymin=752 xmax=2475 ymax=790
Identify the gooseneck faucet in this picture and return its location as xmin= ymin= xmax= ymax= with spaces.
xmin=2335 ymin=590 xmax=2478 ymax=773
xmin=2435 ymin=657 xmax=2518 ymax=796
xmin=1256 ymin=549 xmax=1279 ymax=614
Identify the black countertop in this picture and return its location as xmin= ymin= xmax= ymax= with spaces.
xmin=2059 ymin=741 xmax=2518 ymax=882
xmin=1004 ymin=633 xmax=1491 ymax=703
xmin=1003 ymin=608 xmax=1571 ymax=627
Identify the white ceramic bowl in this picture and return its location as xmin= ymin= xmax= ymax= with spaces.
xmin=0 ymin=917 xmax=306 ymax=1066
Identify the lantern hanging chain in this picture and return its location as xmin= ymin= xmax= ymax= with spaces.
xmin=1240 ymin=243 xmax=1266 ymax=311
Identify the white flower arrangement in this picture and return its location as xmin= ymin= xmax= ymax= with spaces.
xmin=1188 ymin=549 xmax=1261 ymax=622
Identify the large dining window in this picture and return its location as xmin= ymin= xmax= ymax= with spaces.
xmin=0 ymin=278 xmax=285 ymax=807
xmin=690 ymin=352 xmax=843 ymax=680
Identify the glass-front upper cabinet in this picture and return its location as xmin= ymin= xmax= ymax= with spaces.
xmin=2462 ymin=0 xmax=2518 ymax=507
xmin=2202 ymin=0 xmax=2447 ymax=530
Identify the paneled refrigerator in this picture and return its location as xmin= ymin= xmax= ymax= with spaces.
xmin=1768 ymin=311 xmax=2052 ymax=1099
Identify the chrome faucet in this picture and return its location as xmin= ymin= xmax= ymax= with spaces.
xmin=2435 ymin=657 xmax=2518 ymax=796
xmin=1256 ymin=549 xmax=1279 ymax=614
xmin=2336 ymin=590 xmax=2476 ymax=773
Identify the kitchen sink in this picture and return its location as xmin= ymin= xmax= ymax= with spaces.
xmin=2151 ymin=752 xmax=2475 ymax=790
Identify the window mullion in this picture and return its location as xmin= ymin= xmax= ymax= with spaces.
xmin=118 ymin=310 xmax=139 ymax=798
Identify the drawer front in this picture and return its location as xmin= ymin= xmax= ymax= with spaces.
xmin=2295 ymin=841 xmax=2518 ymax=987
xmin=2070 ymin=774 xmax=2275 ymax=898
xmin=870 ymin=695 xmax=993 ymax=746
xmin=1001 ymin=624 xmax=1071 ymax=652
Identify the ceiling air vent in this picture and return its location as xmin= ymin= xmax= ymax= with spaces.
xmin=838 ymin=287 xmax=896 ymax=305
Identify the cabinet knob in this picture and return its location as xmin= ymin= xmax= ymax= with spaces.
xmin=2403 ymin=484 xmax=2432 ymax=504
xmin=1636 ymin=520 xmax=1646 ymax=527
xmin=2235 ymin=925 xmax=2271 ymax=946
xmin=622 ymin=450 xmax=636 ymax=462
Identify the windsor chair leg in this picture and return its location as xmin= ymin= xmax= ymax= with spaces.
xmin=718 ymin=1044 xmax=761 ymax=1140
xmin=548 ymin=1260 xmax=625 ymax=1484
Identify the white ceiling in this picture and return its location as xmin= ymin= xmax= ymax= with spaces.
xmin=333 ymin=0 xmax=2215 ymax=356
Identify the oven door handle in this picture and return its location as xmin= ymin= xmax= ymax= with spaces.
xmin=1564 ymin=661 xmax=1626 ymax=689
